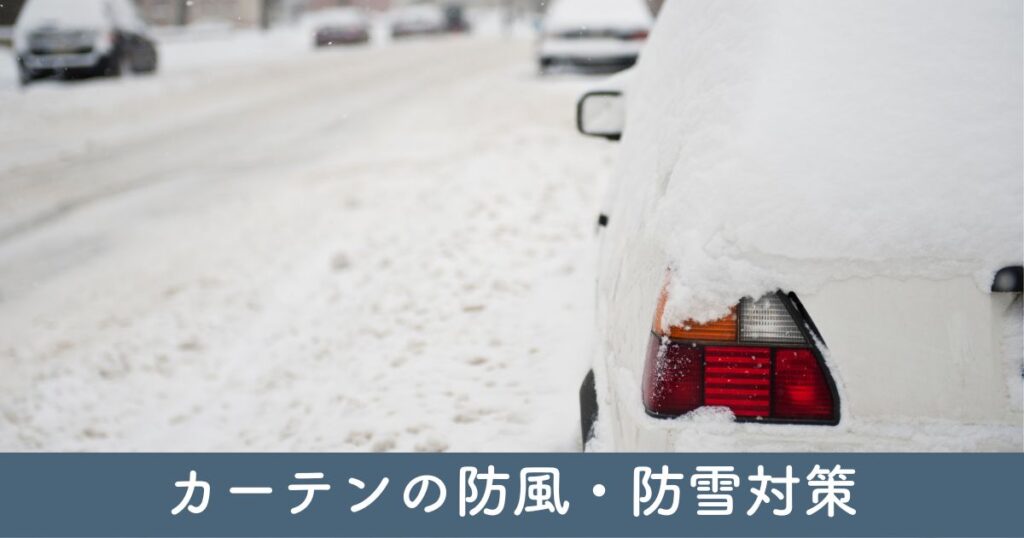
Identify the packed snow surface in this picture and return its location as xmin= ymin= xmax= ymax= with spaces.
xmin=615 ymin=0 xmax=1024 ymax=325
xmin=0 ymin=32 xmax=612 ymax=450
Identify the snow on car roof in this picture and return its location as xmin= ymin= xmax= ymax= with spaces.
xmin=16 ymin=0 xmax=110 ymax=28
xmin=613 ymin=0 xmax=1023 ymax=324
xmin=543 ymin=0 xmax=653 ymax=32
xmin=391 ymin=5 xmax=445 ymax=25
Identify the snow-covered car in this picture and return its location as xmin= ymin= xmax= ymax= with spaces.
xmin=305 ymin=7 xmax=371 ymax=48
xmin=538 ymin=0 xmax=652 ymax=73
xmin=389 ymin=5 xmax=447 ymax=39
xmin=576 ymin=0 xmax=1023 ymax=451
xmin=13 ymin=0 xmax=157 ymax=85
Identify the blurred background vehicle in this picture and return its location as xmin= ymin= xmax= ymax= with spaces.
xmin=389 ymin=4 xmax=446 ymax=39
xmin=14 ymin=0 xmax=157 ymax=85
xmin=305 ymin=7 xmax=370 ymax=47
xmin=538 ymin=0 xmax=652 ymax=74
xmin=442 ymin=4 xmax=469 ymax=33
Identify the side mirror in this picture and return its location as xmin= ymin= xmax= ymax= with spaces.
xmin=576 ymin=91 xmax=625 ymax=141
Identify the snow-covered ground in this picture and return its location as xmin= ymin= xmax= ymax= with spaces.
xmin=0 ymin=31 xmax=616 ymax=450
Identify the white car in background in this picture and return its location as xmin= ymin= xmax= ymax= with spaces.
xmin=538 ymin=0 xmax=653 ymax=73
xmin=14 ymin=0 xmax=157 ymax=85
xmin=576 ymin=0 xmax=1023 ymax=451
xmin=389 ymin=5 xmax=447 ymax=39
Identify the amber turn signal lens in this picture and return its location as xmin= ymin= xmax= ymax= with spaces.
xmin=653 ymin=287 xmax=737 ymax=342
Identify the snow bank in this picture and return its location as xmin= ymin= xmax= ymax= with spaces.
xmin=617 ymin=0 xmax=1023 ymax=325
xmin=467 ymin=8 xmax=540 ymax=39
xmin=0 ymin=47 xmax=15 ymax=90
xmin=154 ymin=26 xmax=310 ymax=70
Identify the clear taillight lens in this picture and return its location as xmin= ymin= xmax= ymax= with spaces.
xmin=643 ymin=291 xmax=838 ymax=424
xmin=738 ymin=295 xmax=806 ymax=345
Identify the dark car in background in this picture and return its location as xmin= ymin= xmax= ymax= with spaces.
xmin=443 ymin=5 xmax=470 ymax=33
xmin=306 ymin=7 xmax=371 ymax=48
xmin=13 ymin=0 xmax=157 ymax=85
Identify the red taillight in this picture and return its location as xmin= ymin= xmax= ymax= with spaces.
xmin=704 ymin=346 xmax=771 ymax=417
xmin=623 ymin=30 xmax=649 ymax=40
xmin=643 ymin=337 xmax=703 ymax=416
xmin=643 ymin=291 xmax=838 ymax=424
xmin=773 ymin=349 xmax=835 ymax=420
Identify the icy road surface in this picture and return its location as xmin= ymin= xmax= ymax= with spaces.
xmin=0 ymin=36 xmax=614 ymax=450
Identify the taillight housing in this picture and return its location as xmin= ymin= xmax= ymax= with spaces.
xmin=621 ymin=30 xmax=649 ymax=40
xmin=643 ymin=291 xmax=839 ymax=425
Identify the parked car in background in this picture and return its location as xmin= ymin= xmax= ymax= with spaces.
xmin=14 ymin=0 xmax=157 ymax=85
xmin=538 ymin=0 xmax=652 ymax=73
xmin=305 ymin=7 xmax=371 ymax=48
xmin=576 ymin=0 xmax=1023 ymax=451
xmin=389 ymin=5 xmax=447 ymax=39
xmin=443 ymin=4 xmax=470 ymax=33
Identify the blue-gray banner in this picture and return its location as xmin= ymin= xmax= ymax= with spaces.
xmin=0 ymin=453 xmax=1019 ymax=537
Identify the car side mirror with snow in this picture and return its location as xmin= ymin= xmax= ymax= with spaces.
xmin=577 ymin=91 xmax=625 ymax=141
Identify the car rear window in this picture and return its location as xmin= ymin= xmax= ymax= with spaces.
xmin=16 ymin=0 xmax=110 ymax=28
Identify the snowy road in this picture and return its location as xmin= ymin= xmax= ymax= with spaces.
xmin=0 ymin=36 xmax=615 ymax=450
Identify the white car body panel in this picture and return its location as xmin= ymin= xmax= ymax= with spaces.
xmin=801 ymin=278 xmax=1018 ymax=425
xmin=539 ymin=38 xmax=646 ymax=62
xmin=22 ymin=51 xmax=103 ymax=70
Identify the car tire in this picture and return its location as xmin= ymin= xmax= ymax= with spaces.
xmin=132 ymin=42 xmax=158 ymax=74
xmin=579 ymin=369 xmax=598 ymax=449
xmin=539 ymin=57 xmax=553 ymax=74
xmin=18 ymin=64 xmax=36 ymax=87
xmin=101 ymin=51 xmax=123 ymax=77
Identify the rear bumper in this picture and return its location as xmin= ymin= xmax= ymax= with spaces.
xmin=539 ymin=37 xmax=643 ymax=69
xmin=604 ymin=391 xmax=1023 ymax=452
xmin=541 ymin=54 xmax=638 ymax=70
xmin=391 ymin=27 xmax=444 ymax=38
xmin=315 ymin=30 xmax=369 ymax=46
xmin=20 ymin=51 xmax=105 ymax=71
